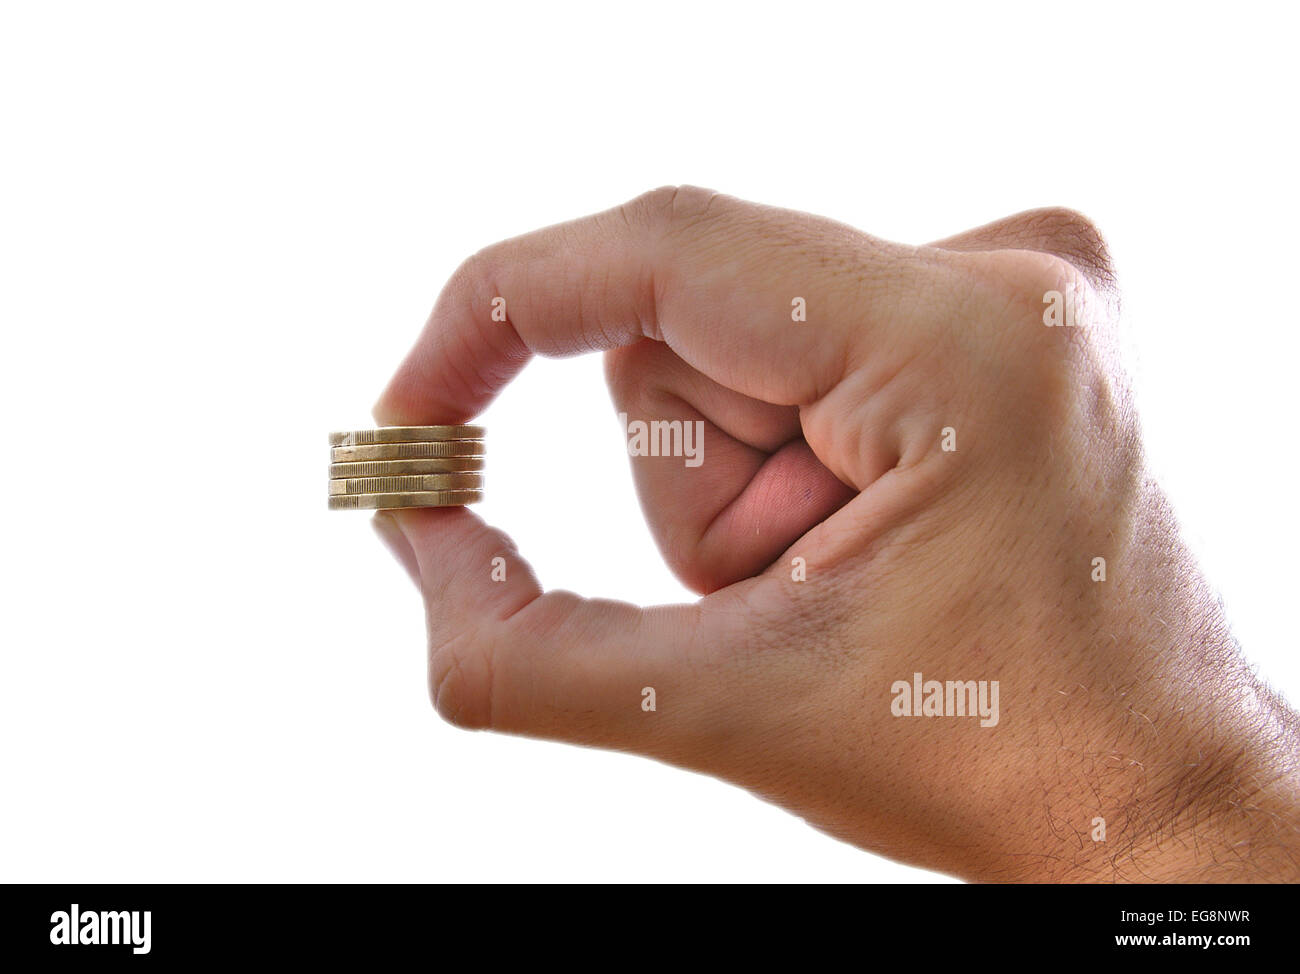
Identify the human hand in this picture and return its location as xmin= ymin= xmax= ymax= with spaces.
xmin=372 ymin=188 xmax=1300 ymax=882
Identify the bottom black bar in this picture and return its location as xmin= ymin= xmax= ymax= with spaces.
xmin=0 ymin=882 xmax=1287 ymax=964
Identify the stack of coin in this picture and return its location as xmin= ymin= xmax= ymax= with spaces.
xmin=328 ymin=425 xmax=485 ymax=509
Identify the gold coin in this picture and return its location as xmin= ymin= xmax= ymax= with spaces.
xmin=331 ymin=441 xmax=484 ymax=462
xmin=329 ymin=425 xmax=486 ymax=446
xmin=328 ymin=489 xmax=483 ymax=510
xmin=329 ymin=473 xmax=483 ymax=495
xmin=328 ymin=458 xmax=485 ymax=477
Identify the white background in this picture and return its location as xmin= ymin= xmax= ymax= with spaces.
xmin=1 ymin=1 xmax=1296 ymax=882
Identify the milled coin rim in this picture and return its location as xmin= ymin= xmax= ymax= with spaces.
xmin=328 ymin=489 xmax=484 ymax=510
xmin=331 ymin=441 xmax=485 ymax=461
xmin=329 ymin=473 xmax=484 ymax=495
xmin=328 ymin=458 xmax=485 ymax=477
xmin=329 ymin=425 xmax=486 ymax=446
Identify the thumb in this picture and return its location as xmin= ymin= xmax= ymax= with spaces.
xmin=383 ymin=507 xmax=740 ymax=760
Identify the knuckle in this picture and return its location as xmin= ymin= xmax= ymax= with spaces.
xmin=602 ymin=338 xmax=673 ymax=405
xmin=444 ymin=249 xmax=503 ymax=321
xmin=450 ymin=246 xmax=491 ymax=290
xmin=967 ymin=246 xmax=1089 ymax=324
xmin=628 ymin=184 xmax=725 ymax=232
xmin=601 ymin=342 xmax=644 ymax=401
xmin=661 ymin=534 xmax=721 ymax=595
xmin=957 ymin=247 xmax=1110 ymax=414
xmin=1019 ymin=206 xmax=1116 ymax=288
xmin=428 ymin=632 xmax=493 ymax=731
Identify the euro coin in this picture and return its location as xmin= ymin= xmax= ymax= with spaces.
xmin=329 ymin=425 xmax=485 ymax=446
xmin=331 ymin=441 xmax=484 ymax=462
xmin=328 ymin=458 xmax=486 ymax=478
xmin=328 ymin=489 xmax=483 ymax=510
xmin=329 ymin=473 xmax=483 ymax=495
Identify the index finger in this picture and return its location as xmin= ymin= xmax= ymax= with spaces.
xmin=373 ymin=185 xmax=960 ymax=425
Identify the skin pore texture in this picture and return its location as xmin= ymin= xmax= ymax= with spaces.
xmin=370 ymin=187 xmax=1300 ymax=882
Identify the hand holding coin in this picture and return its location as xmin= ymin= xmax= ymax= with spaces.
xmin=363 ymin=187 xmax=1300 ymax=883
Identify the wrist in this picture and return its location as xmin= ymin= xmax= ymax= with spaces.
xmin=989 ymin=485 xmax=1300 ymax=882
xmin=1002 ymin=690 xmax=1300 ymax=883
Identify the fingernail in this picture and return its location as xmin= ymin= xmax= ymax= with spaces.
xmin=372 ymin=512 xmax=421 ymax=590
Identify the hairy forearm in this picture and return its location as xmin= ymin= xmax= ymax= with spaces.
xmin=997 ymin=481 xmax=1300 ymax=883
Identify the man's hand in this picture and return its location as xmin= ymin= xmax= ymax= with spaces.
xmin=372 ymin=187 xmax=1300 ymax=882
